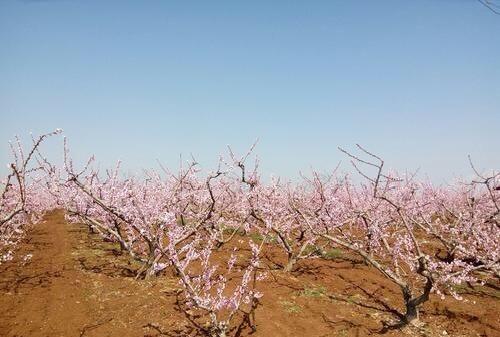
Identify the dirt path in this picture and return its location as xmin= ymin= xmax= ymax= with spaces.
xmin=0 ymin=211 xmax=137 ymax=337
xmin=1 ymin=211 xmax=499 ymax=337
xmin=0 ymin=211 xmax=98 ymax=336
xmin=0 ymin=211 xmax=193 ymax=337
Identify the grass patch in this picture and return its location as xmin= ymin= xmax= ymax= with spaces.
xmin=248 ymin=232 xmax=265 ymax=243
xmin=346 ymin=293 xmax=364 ymax=304
xmin=302 ymin=244 xmax=323 ymax=257
xmin=279 ymin=300 xmax=302 ymax=313
xmin=222 ymin=227 xmax=246 ymax=237
xmin=322 ymin=248 xmax=342 ymax=260
xmin=450 ymin=283 xmax=469 ymax=294
xmin=337 ymin=329 xmax=348 ymax=337
xmin=300 ymin=285 xmax=327 ymax=298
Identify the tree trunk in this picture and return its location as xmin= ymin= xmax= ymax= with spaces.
xmin=403 ymin=300 xmax=419 ymax=324
xmin=402 ymin=279 xmax=432 ymax=325
xmin=283 ymin=255 xmax=297 ymax=272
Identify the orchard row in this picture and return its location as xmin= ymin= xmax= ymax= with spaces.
xmin=1 ymin=131 xmax=498 ymax=337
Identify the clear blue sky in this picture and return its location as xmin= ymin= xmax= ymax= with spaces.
xmin=1 ymin=1 xmax=499 ymax=182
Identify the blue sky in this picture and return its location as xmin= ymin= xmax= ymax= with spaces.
xmin=1 ymin=1 xmax=499 ymax=182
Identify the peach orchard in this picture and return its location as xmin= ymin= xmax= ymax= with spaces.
xmin=1 ymin=131 xmax=498 ymax=337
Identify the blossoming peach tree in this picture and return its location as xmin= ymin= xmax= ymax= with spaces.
xmin=56 ymin=140 xmax=265 ymax=336
xmin=0 ymin=129 xmax=61 ymax=264
xmin=293 ymin=145 xmax=499 ymax=325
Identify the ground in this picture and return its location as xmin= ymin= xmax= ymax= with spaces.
xmin=0 ymin=211 xmax=498 ymax=337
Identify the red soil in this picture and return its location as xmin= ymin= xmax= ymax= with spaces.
xmin=0 ymin=211 xmax=499 ymax=337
